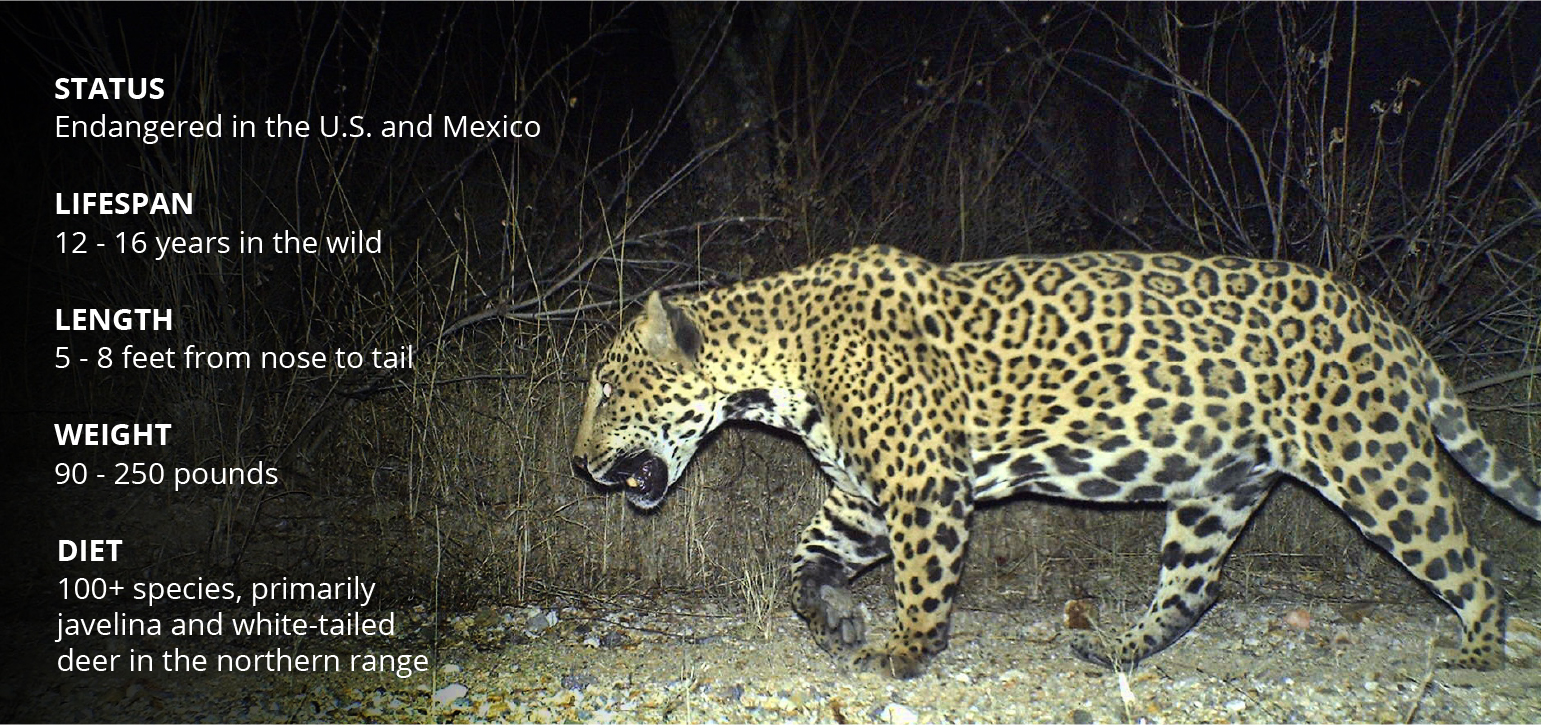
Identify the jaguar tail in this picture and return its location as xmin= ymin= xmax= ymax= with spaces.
xmin=1424 ymin=364 xmax=1541 ymax=521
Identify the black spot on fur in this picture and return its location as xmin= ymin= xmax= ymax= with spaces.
xmin=1154 ymin=455 xmax=1200 ymax=484
xmin=1078 ymin=479 xmax=1121 ymax=498
xmin=1427 ymin=506 xmax=1449 ymax=542
xmin=1175 ymin=505 xmax=1206 ymax=528
xmin=1192 ymin=515 xmax=1225 ymax=538
xmin=975 ymin=453 xmax=1010 ymax=477
xmin=1203 ymin=456 xmax=1259 ymax=494
xmin=934 ymin=523 xmax=962 ymax=552
xmin=1106 ymin=451 xmax=1148 ymax=482
xmin=1009 ymin=455 xmax=1045 ymax=479
xmin=1046 ymin=445 xmax=1092 ymax=475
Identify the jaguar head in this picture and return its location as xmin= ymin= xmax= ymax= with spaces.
xmin=571 ymin=291 xmax=722 ymax=509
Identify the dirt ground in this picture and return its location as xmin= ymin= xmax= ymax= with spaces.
xmin=8 ymin=587 xmax=1540 ymax=724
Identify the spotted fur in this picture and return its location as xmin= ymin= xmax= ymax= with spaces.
xmin=571 ymin=245 xmax=1540 ymax=678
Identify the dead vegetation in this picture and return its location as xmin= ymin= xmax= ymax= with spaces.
xmin=18 ymin=3 xmax=1540 ymax=628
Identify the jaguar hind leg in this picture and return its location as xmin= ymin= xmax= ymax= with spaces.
xmin=1303 ymin=453 xmax=1509 ymax=670
xmin=1072 ymin=486 xmax=1271 ymax=669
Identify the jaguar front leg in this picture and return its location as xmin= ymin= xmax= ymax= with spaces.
xmin=791 ymin=487 xmax=889 ymax=660
xmin=852 ymin=476 xmax=974 ymax=679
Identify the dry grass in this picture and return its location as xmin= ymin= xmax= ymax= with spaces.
xmin=25 ymin=3 xmax=1539 ymax=623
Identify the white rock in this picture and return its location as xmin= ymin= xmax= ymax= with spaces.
xmin=879 ymin=702 xmax=919 ymax=724
xmin=432 ymin=683 xmax=469 ymax=705
xmin=527 ymin=609 xmax=558 ymax=632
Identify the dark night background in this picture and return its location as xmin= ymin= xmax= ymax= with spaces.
xmin=2 ymin=2 xmax=1538 ymax=721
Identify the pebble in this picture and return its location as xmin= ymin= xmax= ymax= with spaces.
xmin=431 ymin=683 xmax=468 ymax=705
xmin=1282 ymin=608 xmax=1313 ymax=630
xmin=20 ymin=596 xmax=1537 ymax=724
xmin=527 ymin=609 xmax=558 ymax=632
xmin=877 ymin=702 xmax=918 ymax=724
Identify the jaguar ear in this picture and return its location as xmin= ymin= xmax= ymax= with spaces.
xmin=639 ymin=291 xmax=701 ymax=367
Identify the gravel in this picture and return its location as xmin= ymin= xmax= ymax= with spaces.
xmin=7 ymin=592 xmax=1539 ymax=723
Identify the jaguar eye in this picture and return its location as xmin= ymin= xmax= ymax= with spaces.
xmin=601 ymin=382 xmax=613 ymax=399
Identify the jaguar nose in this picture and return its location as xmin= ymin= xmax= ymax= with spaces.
xmin=572 ymin=455 xmax=589 ymax=474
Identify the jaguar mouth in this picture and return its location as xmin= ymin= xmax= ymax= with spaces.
xmin=604 ymin=451 xmax=670 ymax=509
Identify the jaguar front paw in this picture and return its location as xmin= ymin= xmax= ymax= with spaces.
xmin=794 ymin=581 xmax=868 ymax=657
xmin=852 ymin=640 xmax=932 ymax=679
xmin=1453 ymin=644 xmax=1504 ymax=670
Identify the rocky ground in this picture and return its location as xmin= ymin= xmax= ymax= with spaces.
xmin=8 ymin=587 xmax=1540 ymax=723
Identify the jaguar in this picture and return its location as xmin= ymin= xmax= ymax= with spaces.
xmin=571 ymin=245 xmax=1539 ymax=678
